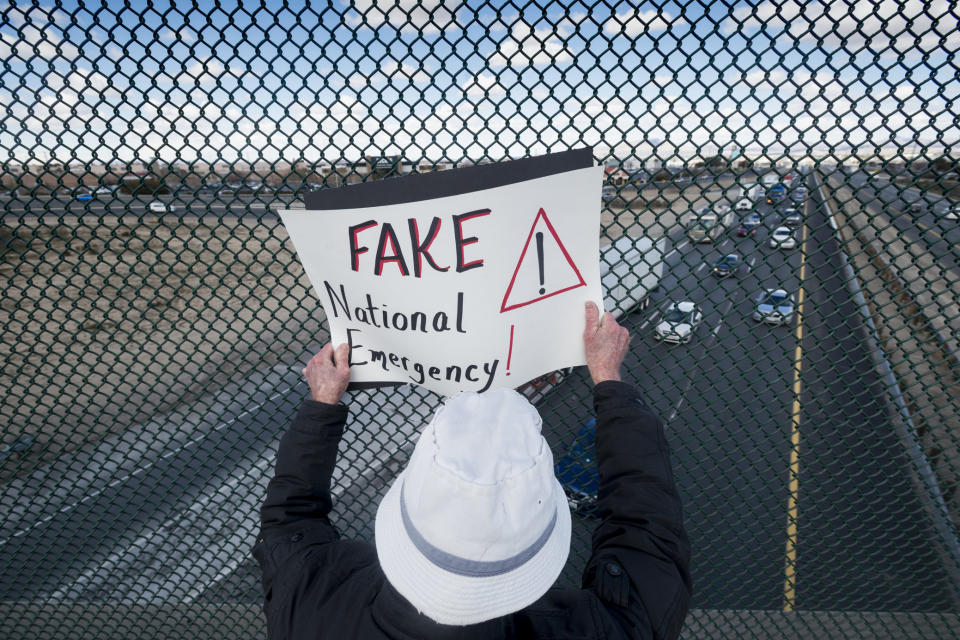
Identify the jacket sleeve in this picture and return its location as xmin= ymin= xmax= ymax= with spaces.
xmin=582 ymin=380 xmax=692 ymax=640
xmin=252 ymin=398 xmax=348 ymax=603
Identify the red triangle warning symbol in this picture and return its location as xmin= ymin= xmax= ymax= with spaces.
xmin=500 ymin=208 xmax=587 ymax=313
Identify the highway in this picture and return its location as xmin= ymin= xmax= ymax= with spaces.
xmin=538 ymin=177 xmax=955 ymax=610
xmin=0 ymin=191 xmax=297 ymax=219
xmin=3 ymin=176 xmax=957 ymax=610
xmin=838 ymin=170 xmax=959 ymax=276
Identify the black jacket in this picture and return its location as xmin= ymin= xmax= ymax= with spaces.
xmin=254 ymin=380 xmax=691 ymax=639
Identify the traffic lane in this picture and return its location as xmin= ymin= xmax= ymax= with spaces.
xmin=673 ymin=311 xmax=797 ymax=609
xmin=843 ymin=176 xmax=960 ymax=275
xmin=793 ymin=183 xmax=955 ymax=611
xmin=668 ymin=229 xmax=802 ymax=609
xmin=845 ymin=171 xmax=959 ymax=242
xmin=0 ymin=391 xmax=290 ymax=600
xmin=554 ymin=232 xmax=800 ymax=608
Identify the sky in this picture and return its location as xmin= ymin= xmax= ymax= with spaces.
xmin=0 ymin=0 xmax=957 ymax=167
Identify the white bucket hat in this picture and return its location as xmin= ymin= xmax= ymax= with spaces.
xmin=375 ymin=388 xmax=571 ymax=626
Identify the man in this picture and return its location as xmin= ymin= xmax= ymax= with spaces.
xmin=254 ymin=301 xmax=691 ymax=638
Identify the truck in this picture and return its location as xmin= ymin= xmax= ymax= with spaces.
xmin=766 ymin=183 xmax=786 ymax=204
xmin=601 ymin=235 xmax=665 ymax=317
xmin=687 ymin=208 xmax=734 ymax=243
xmin=762 ymin=173 xmax=779 ymax=187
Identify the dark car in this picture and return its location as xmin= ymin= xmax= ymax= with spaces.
xmin=0 ymin=436 xmax=34 ymax=462
xmin=784 ymin=210 xmax=802 ymax=227
xmin=712 ymin=253 xmax=741 ymax=277
xmin=737 ymin=212 xmax=762 ymax=237
xmin=555 ymin=419 xmax=598 ymax=516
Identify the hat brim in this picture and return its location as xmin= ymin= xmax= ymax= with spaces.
xmin=375 ymin=471 xmax=572 ymax=626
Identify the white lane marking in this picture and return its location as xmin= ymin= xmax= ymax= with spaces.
xmin=696 ymin=263 xmax=707 ymax=274
xmin=0 ymin=387 xmax=292 ymax=547
xmin=712 ymin=322 xmax=723 ymax=337
xmin=668 ymin=378 xmax=695 ymax=423
xmin=677 ymin=240 xmax=689 ymax=252
xmin=640 ymin=312 xmax=660 ymax=331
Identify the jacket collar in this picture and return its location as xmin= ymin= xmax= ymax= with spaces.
xmin=371 ymin=579 xmax=511 ymax=639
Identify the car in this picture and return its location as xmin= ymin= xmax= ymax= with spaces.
xmin=149 ymin=201 xmax=175 ymax=213
xmin=942 ymin=203 xmax=960 ymax=221
xmin=76 ymin=192 xmax=93 ymax=202
xmin=0 ymin=436 xmax=34 ymax=462
xmin=769 ymin=226 xmax=796 ymax=249
xmin=790 ymin=190 xmax=805 ymax=203
xmin=712 ymin=253 xmax=741 ymax=277
xmin=735 ymin=198 xmax=752 ymax=211
xmin=555 ymin=419 xmax=599 ymax=516
xmin=95 ymin=186 xmax=114 ymax=195
xmin=753 ymin=289 xmax=796 ymax=325
xmin=655 ymin=301 xmax=703 ymax=344
xmin=783 ymin=211 xmax=802 ymax=227
xmin=737 ymin=212 xmax=762 ymax=237
xmin=601 ymin=186 xmax=616 ymax=202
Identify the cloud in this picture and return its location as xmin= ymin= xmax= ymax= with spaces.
xmin=160 ymin=28 xmax=196 ymax=43
xmin=347 ymin=0 xmax=459 ymax=34
xmin=727 ymin=68 xmax=791 ymax=92
xmin=724 ymin=0 xmax=960 ymax=55
xmin=0 ymin=3 xmax=79 ymax=66
xmin=348 ymin=60 xmax=432 ymax=88
xmin=603 ymin=9 xmax=682 ymax=36
xmin=463 ymin=73 xmax=508 ymax=99
xmin=172 ymin=58 xmax=244 ymax=86
xmin=488 ymin=22 xmax=573 ymax=67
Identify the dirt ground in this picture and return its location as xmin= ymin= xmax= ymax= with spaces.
xmin=0 ymin=214 xmax=327 ymax=477
xmin=0 ymin=179 xmax=730 ymax=476
xmin=600 ymin=179 xmax=736 ymax=246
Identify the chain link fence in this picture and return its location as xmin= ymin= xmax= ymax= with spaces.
xmin=1 ymin=1 xmax=959 ymax=637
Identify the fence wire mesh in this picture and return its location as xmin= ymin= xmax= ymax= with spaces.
xmin=1 ymin=0 xmax=959 ymax=638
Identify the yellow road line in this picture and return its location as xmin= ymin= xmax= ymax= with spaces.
xmin=783 ymin=201 xmax=810 ymax=611
xmin=914 ymin=219 xmax=944 ymax=242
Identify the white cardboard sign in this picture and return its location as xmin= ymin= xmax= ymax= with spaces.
xmin=279 ymin=154 xmax=603 ymax=396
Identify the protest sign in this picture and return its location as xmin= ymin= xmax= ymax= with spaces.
xmin=279 ymin=148 xmax=604 ymax=396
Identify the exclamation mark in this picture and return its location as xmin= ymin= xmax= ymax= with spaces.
xmin=506 ymin=324 xmax=515 ymax=376
xmin=536 ymin=231 xmax=545 ymax=295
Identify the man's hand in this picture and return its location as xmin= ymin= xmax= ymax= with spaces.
xmin=583 ymin=301 xmax=630 ymax=384
xmin=303 ymin=343 xmax=351 ymax=404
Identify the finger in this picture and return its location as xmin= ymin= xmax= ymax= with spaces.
xmin=584 ymin=301 xmax=599 ymax=334
xmin=316 ymin=343 xmax=333 ymax=360
xmin=602 ymin=312 xmax=616 ymax=330
xmin=334 ymin=343 xmax=350 ymax=371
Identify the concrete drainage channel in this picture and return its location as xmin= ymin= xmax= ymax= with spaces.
xmin=814 ymin=173 xmax=960 ymax=593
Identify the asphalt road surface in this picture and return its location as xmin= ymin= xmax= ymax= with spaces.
xmin=840 ymin=170 xmax=959 ymax=276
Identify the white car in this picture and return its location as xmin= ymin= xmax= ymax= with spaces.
xmin=655 ymin=301 xmax=703 ymax=344
xmin=943 ymin=203 xmax=960 ymax=221
xmin=735 ymin=198 xmax=752 ymax=211
xmin=753 ymin=289 xmax=795 ymax=325
xmin=769 ymin=226 xmax=796 ymax=249
xmin=149 ymin=201 xmax=174 ymax=213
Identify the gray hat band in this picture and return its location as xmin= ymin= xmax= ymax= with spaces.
xmin=400 ymin=482 xmax=557 ymax=578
